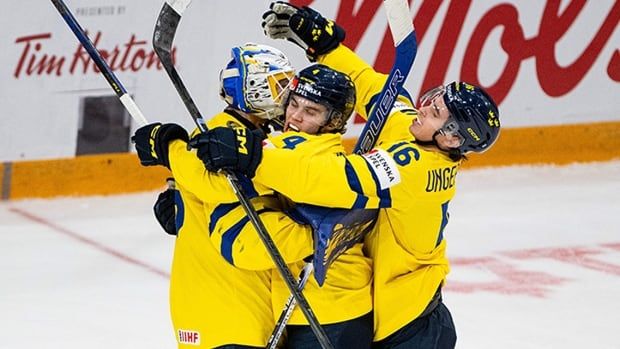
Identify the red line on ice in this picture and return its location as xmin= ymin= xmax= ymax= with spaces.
xmin=10 ymin=207 xmax=170 ymax=279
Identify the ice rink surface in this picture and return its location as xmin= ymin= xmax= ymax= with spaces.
xmin=1 ymin=161 xmax=619 ymax=348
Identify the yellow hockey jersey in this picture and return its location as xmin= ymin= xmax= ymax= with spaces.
xmin=251 ymin=44 xmax=460 ymax=340
xmin=167 ymin=112 xmax=372 ymax=326
xmin=166 ymin=112 xmax=274 ymax=348
xmin=263 ymin=131 xmax=372 ymax=325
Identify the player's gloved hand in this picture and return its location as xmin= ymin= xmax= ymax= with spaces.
xmin=131 ymin=123 xmax=189 ymax=169
xmin=188 ymin=127 xmax=264 ymax=178
xmin=262 ymin=1 xmax=345 ymax=61
xmin=153 ymin=178 xmax=178 ymax=236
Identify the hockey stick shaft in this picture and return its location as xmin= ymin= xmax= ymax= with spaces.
xmin=266 ymin=262 xmax=314 ymax=349
xmin=353 ymin=0 xmax=417 ymax=154
xmin=152 ymin=2 xmax=333 ymax=348
xmin=50 ymin=0 xmax=148 ymax=126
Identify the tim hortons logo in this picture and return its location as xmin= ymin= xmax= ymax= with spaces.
xmin=13 ymin=31 xmax=175 ymax=78
xmin=292 ymin=0 xmax=620 ymax=108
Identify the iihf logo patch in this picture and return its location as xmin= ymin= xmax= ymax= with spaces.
xmin=178 ymin=329 xmax=200 ymax=345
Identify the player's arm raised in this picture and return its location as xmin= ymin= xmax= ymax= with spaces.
xmin=262 ymin=1 xmax=417 ymax=142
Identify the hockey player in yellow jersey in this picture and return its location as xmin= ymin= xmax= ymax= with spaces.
xmin=133 ymin=44 xmax=373 ymax=348
xmin=131 ymin=43 xmax=298 ymax=348
xmin=192 ymin=3 xmax=502 ymax=348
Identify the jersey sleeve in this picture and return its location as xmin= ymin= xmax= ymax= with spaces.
xmin=167 ymin=139 xmax=273 ymax=204
xmin=318 ymin=44 xmax=418 ymax=144
xmin=206 ymin=195 xmax=314 ymax=270
xmin=318 ymin=44 xmax=386 ymax=119
xmin=253 ymin=146 xmax=399 ymax=209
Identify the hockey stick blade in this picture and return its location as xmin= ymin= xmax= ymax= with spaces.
xmin=153 ymin=1 xmax=207 ymax=130
xmin=50 ymin=0 xmax=148 ymax=126
xmin=152 ymin=2 xmax=334 ymax=348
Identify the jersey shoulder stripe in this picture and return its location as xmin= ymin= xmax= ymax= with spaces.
xmin=209 ymin=202 xmax=240 ymax=234
xmin=361 ymin=156 xmax=392 ymax=208
xmin=344 ymin=159 xmax=369 ymax=209
xmin=220 ymin=207 xmax=274 ymax=265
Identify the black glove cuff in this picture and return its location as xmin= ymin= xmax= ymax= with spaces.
xmin=157 ymin=124 xmax=190 ymax=169
xmin=246 ymin=132 xmax=264 ymax=179
xmin=153 ymin=188 xmax=178 ymax=236
xmin=292 ymin=6 xmax=346 ymax=61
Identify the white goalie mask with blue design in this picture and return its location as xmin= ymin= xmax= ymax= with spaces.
xmin=219 ymin=43 xmax=295 ymax=120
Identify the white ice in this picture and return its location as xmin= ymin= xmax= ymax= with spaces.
xmin=1 ymin=161 xmax=619 ymax=348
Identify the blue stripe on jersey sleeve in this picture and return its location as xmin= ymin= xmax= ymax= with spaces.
xmin=436 ymin=201 xmax=450 ymax=246
xmin=344 ymin=159 xmax=369 ymax=209
xmin=209 ymin=202 xmax=240 ymax=235
xmin=174 ymin=190 xmax=185 ymax=232
xmin=221 ymin=208 xmax=274 ymax=265
xmin=362 ymin=158 xmax=392 ymax=208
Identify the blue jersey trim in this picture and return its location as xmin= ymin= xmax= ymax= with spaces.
xmin=174 ymin=190 xmax=185 ymax=232
xmin=362 ymin=158 xmax=392 ymax=208
xmin=436 ymin=201 xmax=450 ymax=246
xmin=209 ymin=202 xmax=240 ymax=235
xmin=344 ymin=159 xmax=369 ymax=209
xmin=221 ymin=208 xmax=274 ymax=265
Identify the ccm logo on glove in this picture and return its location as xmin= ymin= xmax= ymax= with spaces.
xmin=236 ymin=128 xmax=249 ymax=155
xmin=189 ymin=127 xmax=265 ymax=178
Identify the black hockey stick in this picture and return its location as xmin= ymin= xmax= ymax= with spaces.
xmin=267 ymin=0 xmax=418 ymax=346
xmin=266 ymin=261 xmax=314 ymax=348
xmin=152 ymin=2 xmax=333 ymax=348
xmin=50 ymin=0 xmax=149 ymax=127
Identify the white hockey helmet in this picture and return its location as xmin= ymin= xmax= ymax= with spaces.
xmin=219 ymin=43 xmax=295 ymax=120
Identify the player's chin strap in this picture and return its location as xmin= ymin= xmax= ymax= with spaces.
xmin=415 ymin=132 xmax=463 ymax=161
xmin=414 ymin=130 xmax=443 ymax=149
xmin=317 ymin=108 xmax=346 ymax=134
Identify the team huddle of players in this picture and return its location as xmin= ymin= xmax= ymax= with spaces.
xmin=131 ymin=2 xmax=500 ymax=348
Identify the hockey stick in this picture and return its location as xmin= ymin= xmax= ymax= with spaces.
xmin=312 ymin=0 xmax=418 ymax=279
xmin=152 ymin=2 xmax=333 ymax=348
xmin=354 ymin=0 xmax=417 ymax=154
xmin=266 ymin=262 xmax=314 ymax=348
xmin=50 ymin=0 xmax=148 ymax=127
xmin=268 ymin=0 xmax=418 ymax=346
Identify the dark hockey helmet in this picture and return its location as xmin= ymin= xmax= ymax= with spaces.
xmin=442 ymin=81 xmax=500 ymax=154
xmin=288 ymin=64 xmax=356 ymax=133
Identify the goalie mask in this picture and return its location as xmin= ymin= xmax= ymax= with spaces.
xmin=286 ymin=64 xmax=356 ymax=134
xmin=219 ymin=43 xmax=295 ymax=120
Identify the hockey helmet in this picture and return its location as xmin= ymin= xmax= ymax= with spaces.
xmin=288 ymin=64 xmax=356 ymax=133
xmin=440 ymin=82 xmax=500 ymax=154
xmin=219 ymin=43 xmax=295 ymax=119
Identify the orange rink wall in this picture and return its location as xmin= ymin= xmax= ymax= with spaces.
xmin=2 ymin=121 xmax=620 ymax=200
